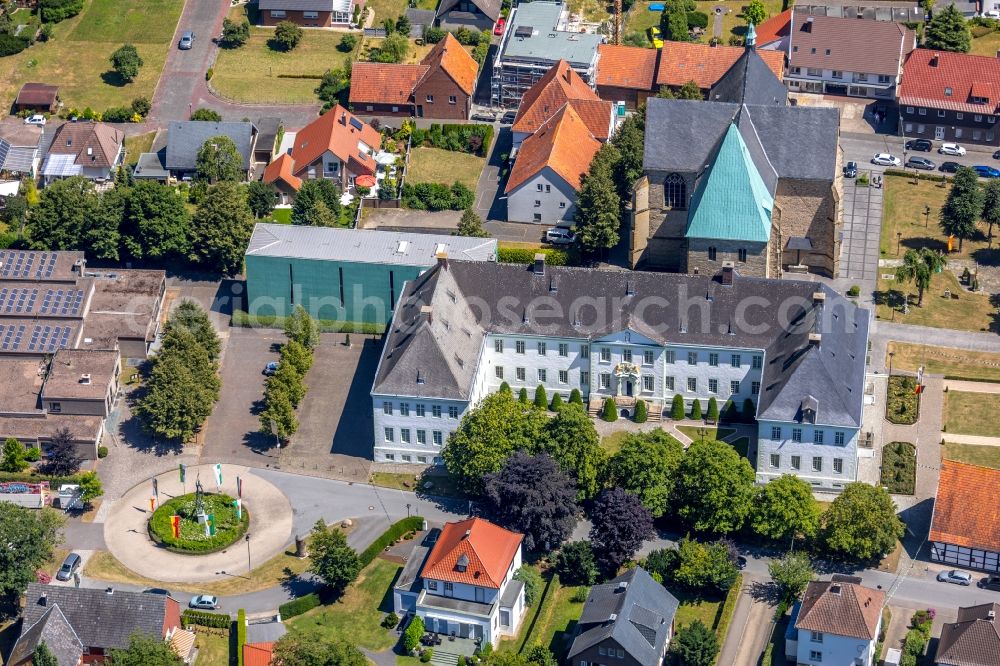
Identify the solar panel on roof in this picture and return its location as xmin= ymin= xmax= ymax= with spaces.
xmin=349 ymin=117 xmax=364 ymax=131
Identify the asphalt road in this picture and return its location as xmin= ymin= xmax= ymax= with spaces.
xmin=841 ymin=131 xmax=1000 ymax=173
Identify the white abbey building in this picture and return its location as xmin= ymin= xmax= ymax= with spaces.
xmin=370 ymin=255 xmax=870 ymax=491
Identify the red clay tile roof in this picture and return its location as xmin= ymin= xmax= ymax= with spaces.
xmin=16 ymin=82 xmax=58 ymax=106
xmin=421 ymin=517 xmax=522 ymax=589
xmin=596 ymin=44 xmax=659 ymax=91
xmin=289 ymin=105 xmax=381 ymax=177
xmin=262 ymin=152 xmax=303 ymax=191
xmin=47 ymin=122 xmax=123 ymax=169
xmin=513 ymin=61 xmax=611 ymax=139
xmin=656 ymin=42 xmax=785 ymax=89
xmin=243 ymin=642 xmax=274 ymax=666
xmin=900 ymin=49 xmax=1000 ymax=114
xmin=350 ymin=62 xmax=428 ymax=106
xmin=506 ymin=103 xmax=602 ymax=194
xmin=418 ymin=33 xmax=479 ymax=96
xmin=930 ymin=460 xmax=1000 ymax=553
xmin=795 ymin=577 xmax=885 ymax=641
xmin=788 ymin=10 xmax=914 ymax=77
xmin=755 ymin=9 xmax=791 ymax=46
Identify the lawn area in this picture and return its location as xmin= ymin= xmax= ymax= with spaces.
xmin=370 ymin=470 xmax=468 ymax=498
xmin=367 ymin=0 xmax=410 ymax=23
xmin=569 ymin=0 xmax=613 ymax=22
xmin=211 ymin=20 xmax=356 ymax=104
xmin=945 ymin=391 xmax=1000 ymax=438
xmin=880 ymin=175 xmax=997 ymax=263
xmin=361 ymin=36 xmax=437 ymax=64
xmin=520 ymin=578 xmax=586 ymax=658
xmin=83 ymin=543 xmax=312 ymax=595
xmin=972 ymin=29 xmax=1000 ymax=56
xmin=875 ymin=269 xmax=998 ymax=333
xmin=626 ymin=0 xmax=784 ymax=45
xmin=270 ymin=207 xmax=292 ymax=224
xmin=287 ymin=558 xmax=400 ymax=650
xmin=0 ymin=0 xmax=179 ymax=110
xmin=880 ymin=441 xmax=916 ymax=495
xmin=943 ymin=441 xmax=1000 ymax=469
xmin=600 ymin=430 xmax=629 ymax=455
xmin=624 ymin=3 xmax=664 ymax=42
xmin=406 ymin=147 xmax=485 ymax=190
xmin=886 ymin=375 xmax=920 ymax=425
xmin=887 ymin=342 xmax=1000 ymax=383
xmin=673 ymin=593 xmax=722 ymax=631
xmin=124 ymin=130 xmax=156 ymax=165
xmin=192 ymin=630 xmax=231 ymax=666
xmin=676 ymin=426 xmax=735 ymax=441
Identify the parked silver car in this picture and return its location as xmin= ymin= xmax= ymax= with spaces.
xmin=178 ymin=31 xmax=195 ymax=50
xmin=936 ymin=569 xmax=973 ymax=586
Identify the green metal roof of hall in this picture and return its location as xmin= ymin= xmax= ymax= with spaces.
xmin=685 ymin=123 xmax=773 ymax=243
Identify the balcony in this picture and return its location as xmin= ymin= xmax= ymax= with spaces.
xmin=416 ymin=589 xmax=494 ymax=619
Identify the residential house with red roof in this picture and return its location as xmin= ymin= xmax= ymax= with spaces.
xmin=754 ymin=9 xmax=791 ymax=50
xmin=393 ymin=517 xmax=525 ymax=647
xmin=786 ymin=575 xmax=885 ymax=666
xmin=930 ymin=460 xmax=1000 ymax=572
xmin=898 ymin=49 xmax=1000 ymax=148
xmin=350 ymin=34 xmax=478 ymax=120
xmin=262 ymin=105 xmax=380 ymax=203
xmin=511 ymin=60 xmax=613 ymax=148
xmin=41 ymin=121 xmax=124 ymax=184
xmin=785 ymin=9 xmax=915 ymax=98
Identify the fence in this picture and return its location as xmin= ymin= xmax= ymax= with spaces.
xmin=363 ymin=27 xmax=387 ymax=37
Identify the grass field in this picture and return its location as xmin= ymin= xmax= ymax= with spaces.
xmin=192 ymin=630 xmax=231 ymax=666
xmin=887 ymin=342 xmax=1000 ymax=383
xmin=881 ymin=175 xmax=997 ymax=264
xmin=516 ymin=577 xmax=586 ymax=658
xmin=625 ymin=0 xmax=784 ymax=46
xmin=406 ymin=147 xmax=485 ymax=189
xmin=943 ymin=441 xmax=1000 ymax=469
xmin=370 ymin=470 xmax=467 ymax=498
xmin=211 ymin=27 xmax=356 ymax=104
xmin=600 ymin=431 xmax=629 ymax=455
xmin=124 ymin=130 xmax=157 ymax=165
xmin=287 ymin=558 xmax=400 ymax=650
xmin=972 ymin=29 xmax=1000 ymax=56
xmin=0 ymin=0 xmax=181 ymax=111
xmin=875 ymin=269 xmax=998 ymax=332
xmin=367 ymin=0 xmax=410 ymax=24
xmin=945 ymin=391 xmax=1000 ymax=438
xmin=676 ymin=426 xmax=735 ymax=441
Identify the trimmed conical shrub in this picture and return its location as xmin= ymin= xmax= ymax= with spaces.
xmin=707 ymin=397 xmax=719 ymax=422
xmin=670 ymin=394 xmax=685 ymax=420
xmin=602 ymin=397 xmax=618 ymax=422
xmin=721 ymin=399 xmax=738 ymax=422
xmin=550 ymin=392 xmax=564 ymax=411
xmin=534 ymin=384 xmax=548 ymax=409
xmin=498 ymin=381 xmax=512 ymax=396
xmin=634 ymin=399 xmax=648 ymax=423
xmin=518 ymin=388 xmax=529 ymax=405
xmin=742 ymin=398 xmax=756 ymax=423
xmin=690 ymin=399 xmax=703 ymax=420
xmin=569 ymin=388 xmax=583 ymax=405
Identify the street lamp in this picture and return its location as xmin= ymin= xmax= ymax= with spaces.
xmin=406 ymin=503 xmax=411 ymax=518
xmin=246 ymin=533 xmax=251 ymax=575
xmin=896 ymin=232 xmax=903 ymax=256
xmin=888 ymin=350 xmax=895 ymax=377
xmin=924 ymin=204 xmax=931 ymax=228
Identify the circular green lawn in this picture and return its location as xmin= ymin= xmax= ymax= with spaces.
xmin=148 ymin=492 xmax=249 ymax=554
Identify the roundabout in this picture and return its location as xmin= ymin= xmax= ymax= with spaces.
xmin=103 ymin=464 xmax=293 ymax=583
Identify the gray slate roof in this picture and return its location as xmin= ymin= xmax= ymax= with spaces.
xmin=372 ymin=260 xmax=870 ymax=427
xmin=132 ymin=149 xmax=169 ymax=180
xmin=20 ymin=583 xmax=170 ymax=651
xmin=644 ymin=97 xmax=840 ymax=182
xmin=568 ymin=568 xmax=679 ymax=665
xmin=245 ymin=223 xmax=498 ymax=266
xmin=708 ymin=47 xmax=788 ymax=107
xmin=437 ymin=0 xmax=501 ymax=21
xmin=259 ymin=0 xmax=337 ymax=10
xmin=165 ymin=121 xmax=257 ymax=171
xmin=8 ymin=604 xmax=84 ymax=666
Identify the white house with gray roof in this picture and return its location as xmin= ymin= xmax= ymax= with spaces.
xmin=370 ymin=257 xmax=870 ymax=491
xmin=165 ymin=121 xmax=258 ymax=180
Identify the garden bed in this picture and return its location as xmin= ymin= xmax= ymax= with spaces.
xmin=880 ymin=441 xmax=916 ymax=495
xmin=886 ymin=375 xmax=920 ymax=425
xmin=148 ymin=492 xmax=249 ymax=553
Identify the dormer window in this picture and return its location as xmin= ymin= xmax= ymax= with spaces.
xmin=456 ymin=554 xmax=469 ymax=573
xmin=945 ymin=87 xmax=953 ymax=96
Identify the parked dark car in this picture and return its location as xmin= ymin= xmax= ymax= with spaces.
xmin=993 ymin=150 xmax=1000 ymax=160
xmin=905 ymin=139 xmax=932 ymax=152
xmin=500 ymin=111 xmax=517 ymax=124
xmin=843 ymin=161 xmax=858 ymax=178
xmin=978 ymin=575 xmax=1000 ymax=591
xmin=975 ymin=165 xmax=1000 ymax=178
xmin=906 ymin=156 xmax=936 ymax=170
xmin=940 ymin=161 xmax=961 ymax=173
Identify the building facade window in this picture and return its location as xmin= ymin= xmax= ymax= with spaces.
xmin=643 ymin=375 xmax=654 ymax=392
xmin=792 ymin=428 xmax=802 ymax=443
xmin=738 ymin=248 xmax=748 ymax=262
xmin=644 ymin=350 xmax=654 ymax=365
xmin=516 ymin=367 xmax=526 ymax=381
xmin=494 ymin=339 xmax=503 ymax=353
xmin=687 ymin=377 xmax=697 ymax=392
xmin=771 ymin=426 xmax=781 ymax=439
xmin=581 ymin=345 xmax=589 ymax=358
xmin=833 ymin=458 xmax=843 ymax=473
xmin=812 ymin=457 xmax=823 ymax=472
xmin=752 ymin=355 xmax=762 ymax=369
xmin=664 ymin=173 xmax=687 ymax=209
xmin=433 ymin=431 xmax=443 ymax=446
xmin=580 ymin=371 xmax=589 ymax=385
xmin=559 ymin=370 xmax=568 ymax=384
xmin=665 ymin=376 xmax=675 ymax=391
xmin=835 ymin=431 xmax=845 ymax=445
xmin=383 ymin=401 xmax=392 ymax=415
xmin=600 ymin=347 xmax=611 ymax=362
xmin=516 ymin=340 xmax=525 ymax=354
xmin=709 ymin=353 xmax=719 ymax=366
xmin=600 ymin=373 xmax=611 ymax=390
xmin=791 ymin=455 xmax=800 ymax=470
xmin=448 ymin=406 xmax=459 ymax=419
xmin=495 ymin=366 xmax=504 ymax=379
xmin=752 ymin=381 xmax=760 ymax=395
xmin=770 ymin=454 xmax=780 ymax=468
xmin=708 ymin=378 xmax=718 ymax=393
xmin=416 ymin=404 xmax=426 ymax=417
xmin=730 ymin=380 xmax=740 ymax=394
xmin=622 ymin=349 xmax=633 ymax=362
xmin=708 ymin=246 xmax=717 ymax=261
xmin=432 ymin=405 xmax=442 ymax=418
xmin=417 ymin=430 xmax=426 ymax=444
xmin=400 ymin=403 xmax=409 ymax=416
xmin=665 ymin=350 xmax=675 ymax=363
xmin=384 ymin=427 xmax=394 ymax=442
xmin=537 ymin=342 xmax=546 ymax=355
xmin=688 ymin=352 xmax=698 ymax=365
xmin=559 ymin=343 xmax=568 ymax=356
xmin=731 ymin=354 xmax=741 ymax=368
xmin=537 ymin=369 xmax=547 ymax=383
xmin=401 ymin=429 xmax=411 ymax=443
xmin=815 ymin=430 xmax=824 ymax=444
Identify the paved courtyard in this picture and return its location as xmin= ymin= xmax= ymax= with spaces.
xmin=839 ymin=174 xmax=883 ymax=283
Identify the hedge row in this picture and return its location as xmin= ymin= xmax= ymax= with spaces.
xmin=277 ymin=73 xmax=325 ymax=79
xmin=182 ymin=609 xmax=232 ymax=629
xmin=278 ymin=592 xmax=320 ymax=619
xmin=496 ymin=246 xmax=573 ymax=266
xmin=883 ymin=168 xmax=952 ymax=183
xmin=231 ymin=309 xmax=386 ymax=335
xmin=360 ymin=515 xmax=424 ymax=568
xmin=236 ymin=609 xmax=247 ymax=666
xmin=0 ymin=471 xmax=86 ymax=484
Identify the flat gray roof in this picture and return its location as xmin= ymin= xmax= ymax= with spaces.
xmin=245 ymin=223 xmax=498 ymax=267
xmin=501 ymin=2 xmax=603 ymax=66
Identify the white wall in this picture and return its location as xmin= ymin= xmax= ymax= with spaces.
xmin=482 ymin=333 xmax=591 ymax=401
xmin=756 ymin=420 xmax=860 ymax=490
xmin=372 ymin=395 xmax=469 ymax=463
xmin=795 ymin=624 xmax=879 ymax=666
xmin=506 ymin=167 xmax=579 ymax=225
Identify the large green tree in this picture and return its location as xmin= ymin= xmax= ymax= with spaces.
xmin=589 ymin=487 xmax=655 ymax=574
xmin=371 ymin=32 xmax=409 ymax=62
xmin=940 ymin=166 xmax=983 ymax=250
xmin=673 ymin=438 xmax=756 ymax=534
xmin=542 ymin=404 xmax=605 ymax=499
xmin=457 ymin=208 xmax=489 ymax=237
xmin=751 ymin=474 xmax=822 ymax=543
xmin=120 ymin=181 xmax=191 ymax=260
xmin=982 ymin=177 xmax=1000 ymax=246
xmin=272 ymin=634 xmax=366 ymax=666
xmin=768 ymin=551 xmax=815 ymax=600
xmin=610 ymin=112 xmax=645 ymax=201
xmin=32 ymin=642 xmax=58 ymax=666
xmin=924 ymin=3 xmax=971 ymax=52
xmin=0 ymin=503 xmax=64 ymax=603
xmin=670 ymin=537 xmax=740 ymax=594
xmin=895 ymin=247 xmax=947 ymax=307
xmin=822 ymin=482 xmax=905 ymax=562
xmin=27 ymin=176 xmax=100 ymax=252
xmin=671 ymin=620 xmax=719 ymax=666
xmin=259 ymin=383 xmax=298 ymax=441
xmin=166 ymin=300 xmax=221 ymax=361
xmin=77 ymin=471 xmax=103 ymax=506
xmin=110 ymin=43 xmax=143 ymax=82
xmin=245 ymin=181 xmax=278 ymax=218
xmin=109 ymin=632 xmax=183 ymax=666
xmin=221 ymin=17 xmax=251 ymax=47
xmin=273 ymin=20 xmax=304 ymax=51
xmin=196 ymin=135 xmax=244 ymax=183
xmin=743 ymin=0 xmax=767 ymax=26
xmin=190 ymin=182 xmax=255 ymax=274
xmin=309 ymin=519 xmax=361 ymax=593
xmin=442 ymin=391 xmax=547 ymax=493
xmin=574 ymin=143 xmax=622 ymax=253
xmin=1 ymin=437 xmax=28 ymax=472
xmin=284 ymin=304 xmax=320 ymax=349
xmin=603 ymin=429 xmax=683 ymax=518
xmin=292 ymin=179 xmax=342 ymax=226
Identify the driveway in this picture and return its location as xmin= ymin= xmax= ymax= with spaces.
xmin=475 ymin=127 xmax=511 ymax=222
xmin=839 ymin=170 xmax=883 ymax=283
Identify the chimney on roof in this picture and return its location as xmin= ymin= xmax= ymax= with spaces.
xmin=930 ymin=53 xmax=939 ymax=67
xmin=40 ymin=592 xmax=47 ymax=606
xmin=563 ymin=67 xmax=572 ymax=83
xmin=420 ymin=305 xmax=433 ymax=324
xmin=340 ymin=112 xmax=347 ymax=125
xmin=617 ymin=581 xmax=628 ymax=592
xmin=105 ymin=587 xmax=114 ymax=595
xmin=809 ymin=332 xmax=822 ymax=348
xmin=803 ymin=15 xmax=813 ymax=32
xmin=464 ymin=529 xmax=471 ymax=538
xmin=720 ymin=261 xmax=735 ymax=286
xmin=830 ymin=583 xmax=841 ymax=595
xmin=533 ymin=253 xmax=545 ymax=276
xmin=436 ymin=249 xmax=448 ymax=270
xmin=80 ymin=373 xmax=91 ymax=384
xmin=72 ymin=258 xmax=86 ymax=276
xmin=812 ymin=291 xmax=826 ymax=306
xmin=989 ymin=609 xmax=997 ymax=619
xmin=609 ymin=613 xmax=618 ymax=622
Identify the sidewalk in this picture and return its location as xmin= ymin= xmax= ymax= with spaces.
xmin=941 ymin=433 xmax=1000 ymax=446
xmin=943 ymin=379 xmax=1000 ymax=393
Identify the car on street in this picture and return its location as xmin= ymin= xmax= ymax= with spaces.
xmin=493 ymin=17 xmax=505 ymax=35
xmin=975 ymin=165 xmax=1000 ymax=178
xmin=939 ymin=142 xmax=967 ymax=156
xmin=843 ymin=161 xmax=857 ymax=178
xmin=23 ymin=114 xmax=46 ymax=126
xmin=189 ymin=595 xmax=219 ymax=609
xmin=978 ymin=575 xmax=1000 ymax=591
xmin=905 ymin=139 xmax=932 ymax=152
xmin=545 ymin=227 xmax=576 ymax=245
xmin=993 ymin=150 xmax=1000 ymax=160
xmin=500 ymin=111 xmax=517 ymax=124
xmin=937 ymin=570 xmax=973 ymax=586
xmin=471 ymin=111 xmax=497 ymax=122
xmin=871 ymin=153 xmax=901 ymax=167
xmin=263 ymin=361 xmax=279 ymax=376
xmin=178 ymin=31 xmax=195 ymax=50
xmin=56 ymin=553 xmax=81 ymax=581
xmin=940 ymin=161 xmax=961 ymax=173
xmin=905 ymin=156 xmax=936 ymax=170
xmin=143 ymin=588 xmax=171 ymax=595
